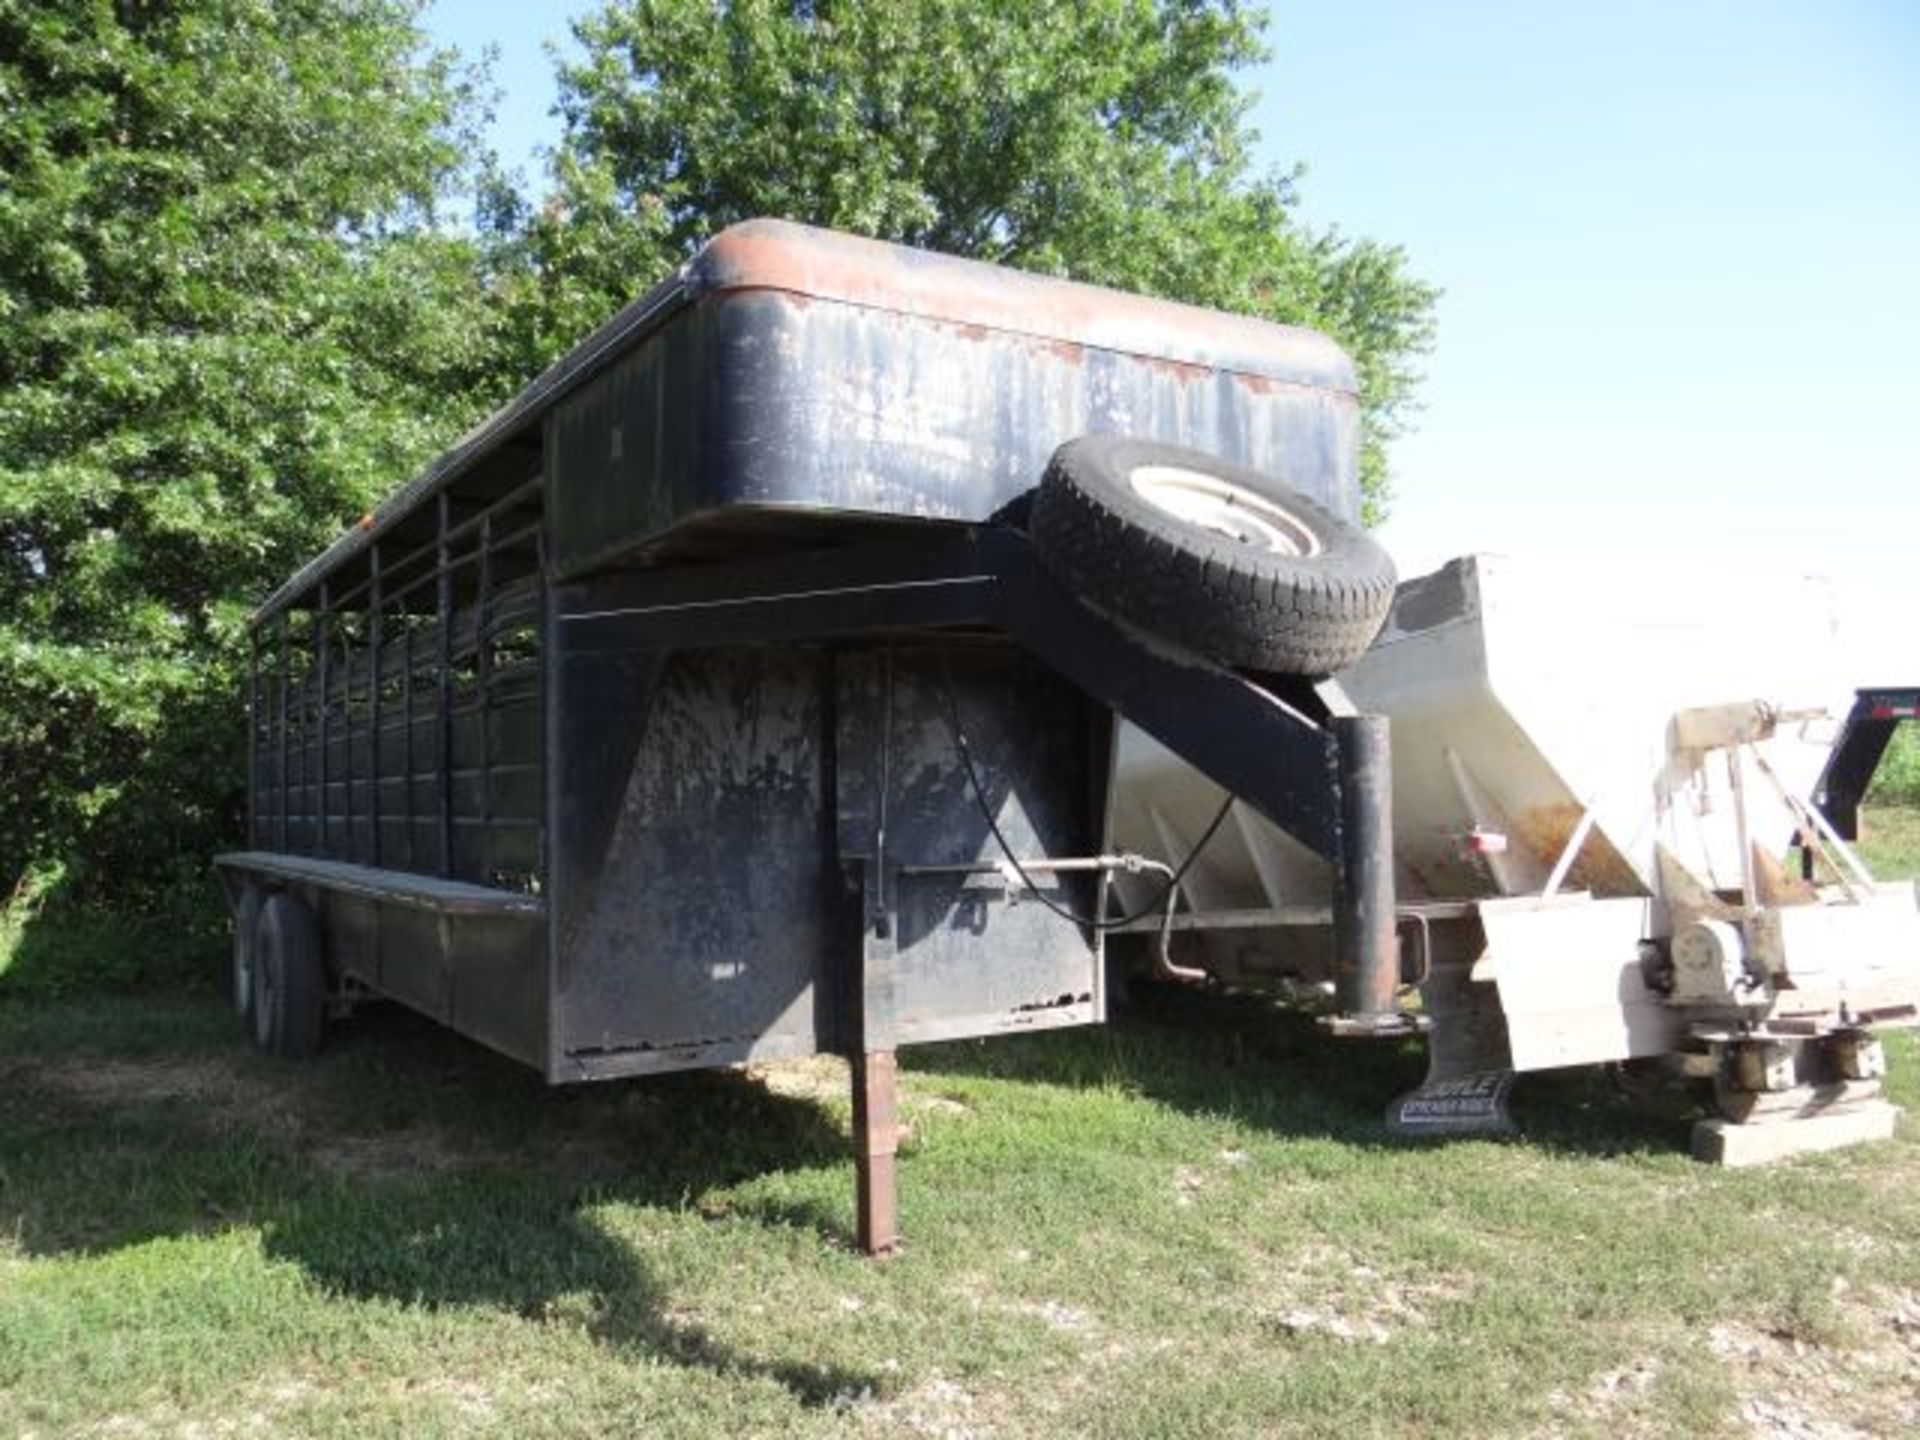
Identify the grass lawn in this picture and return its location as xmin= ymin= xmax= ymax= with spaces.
xmin=4 ymin=813 xmax=1919 ymax=1437
xmin=1858 ymin=804 xmax=1920 ymax=882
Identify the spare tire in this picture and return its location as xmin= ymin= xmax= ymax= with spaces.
xmin=1028 ymin=436 xmax=1396 ymax=674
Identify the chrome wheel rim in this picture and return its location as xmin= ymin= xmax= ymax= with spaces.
xmin=1127 ymin=465 xmax=1322 ymax=557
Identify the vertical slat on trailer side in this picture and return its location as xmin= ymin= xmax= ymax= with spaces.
xmin=277 ymin=612 xmax=290 ymax=852
xmin=344 ymin=591 xmax=358 ymax=861
xmin=369 ymin=544 xmax=383 ymax=868
xmin=477 ymin=513 xmax=494 ymax=881
xmin=317 ymin=580 xmax=331 ymax=857
xmin=401 ymin=567 xmax=415 ymax=871
xmin=291 ymin=613 xmax=304 ymax=849
xmin=437 ymin=491 xmax=454 ymax=877
xmin=534 ymin=520 xmax=547 ymax=893
xmin=540 ymin=468 xmax=563 ymax=1080
xmin=246 ymin=629 xmax=259 ymax=848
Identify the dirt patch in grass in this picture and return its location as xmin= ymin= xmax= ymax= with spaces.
xmin=1006 ymin=1298 xmax=1095 ymax=1336
xmin=1539 ymin=1352 xmax=1677 ymax=1436
xmin=395 ymin=1374 xmax=502 ymax=1425
xmin=29 ymin=1054 xmax=257 ymax=1110
xmin=855 ymin=1373 xmax=995 ymax=1439
xmin=1255 ymin=1240 xmax=1472 ymax=1346
xmin=76 ymin=1375 xmax=322 ymax=1439
xmin=745 ymin=1055 xmax=976 ymax=1146
xmin=73 ymin=1371 xmax=545 ymax=1438
xmin=749 ymin=1054 xmax=849 ymax=1106
xmin=1708 ymin=1285 xmax=1920 ymax=1438
xmin=15 ymin=1052 xmax=493 ymax=1184
xmin=306 ymin=1129 xmax=481 ymax=1183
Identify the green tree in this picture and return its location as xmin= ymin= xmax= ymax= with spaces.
xmin=489 ymin=0 xmax=1436 ymax=519
xmin=0 ymin=0 xmax=496 ymax=968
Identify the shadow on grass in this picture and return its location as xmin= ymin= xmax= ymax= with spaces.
xmin=905 ymin=981 xmax=1701 ymax=1160
xmin=0 ymin=999 xmax=872 ymax=1406
xmin=0 ymin=977 xmax=1708 ymax=1405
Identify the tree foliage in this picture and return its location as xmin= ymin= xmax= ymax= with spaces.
xmin=1 ymin=0 xmax=1435 ymax=975
xmin=489 ymin=0 xmax=1436 ymax=516
xmin=0 ymin=0 xmax=496 ymax=936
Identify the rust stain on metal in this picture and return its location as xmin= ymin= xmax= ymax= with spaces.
xmin=1510 ymin=803 xmax=1647 ymax=897
xmin=1141 ymin=352 xmax=1212 ymax=383
xmin=1400 ymin=855 xmax=1445 ymax=900
xmin=1234 ymin=370 xmax=1335 ymax=400
xmin=696 ymin=218 xmax=1355 ymax=392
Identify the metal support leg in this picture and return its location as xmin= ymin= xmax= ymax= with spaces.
xmin=1330 ymin=714 xmax=1400 ymax=1027
xmin=851 ymin=849 xmax=901 ymax=1258
xmin=852 ymin=1050 xmax=899 ymax=1257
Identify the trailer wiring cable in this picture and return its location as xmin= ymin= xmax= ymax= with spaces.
xmin=935 ymin=659 xmax=1235 ymax=931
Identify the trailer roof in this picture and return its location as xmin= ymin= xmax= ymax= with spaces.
xmin=254 ymin=219 xmax=1356 ymax=623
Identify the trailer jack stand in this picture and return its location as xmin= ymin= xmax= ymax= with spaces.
xmin=852 ymin=1050 xmax=900 ymax=1258
xmin=1328 ymin=714 xmax=1406 ymax=1029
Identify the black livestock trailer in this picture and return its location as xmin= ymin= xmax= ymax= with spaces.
xmin=217 ymin=220 xmax=1401 ymax=1253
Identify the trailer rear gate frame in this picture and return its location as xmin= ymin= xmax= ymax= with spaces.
xmin=218 ymin=220 xmax=1398 ymax=1254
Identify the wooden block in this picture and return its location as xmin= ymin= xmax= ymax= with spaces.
xmin=1714 ymin=1077 xmax=1883 ymax=1125
xmin=1693 ymin=1101 xmax=1900 ymax=1167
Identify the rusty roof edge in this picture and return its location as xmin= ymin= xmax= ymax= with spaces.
xmin=253 ymin=220 xmax=1359 ymax=623
xmin=689 ymin=218 xmax=1360 ymax=394
xmin=251 ymin=263 xmax=696 ymax=623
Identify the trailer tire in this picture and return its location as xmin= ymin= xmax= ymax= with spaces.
xmin=230 ymin=884 xmax=264 ymax=1017
xmin=1029 ymin=436 xmax=1396 ymax=674
xmin=251 ymin=892 xmax=327 ymax=1059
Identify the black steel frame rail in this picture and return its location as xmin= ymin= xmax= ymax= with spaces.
xmin=1815 ymin=686 xmax=1918 ymax=842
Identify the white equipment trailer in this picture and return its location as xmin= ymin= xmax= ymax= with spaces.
xmin=1109 ymin=553 xmax=1920 ymax=1162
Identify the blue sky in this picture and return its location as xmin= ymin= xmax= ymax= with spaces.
xmin=425 ymin=2 xmax=1919 ymax=606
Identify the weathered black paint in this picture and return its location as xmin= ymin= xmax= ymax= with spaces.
xmin=544 ymin=283 xmax=1360 ymax=582
xmin=219 ymin=220 xmax=1385 ymax=1100
xmin=254 ymin=219 xmax=1359 ymax=625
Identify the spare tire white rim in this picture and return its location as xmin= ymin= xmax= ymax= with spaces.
xmin=1126 ymin=465 xmax=1324 ymax=558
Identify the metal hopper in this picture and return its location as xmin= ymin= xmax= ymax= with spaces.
xmin=1109 ymin=553 xmax=1920 ymax=1160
